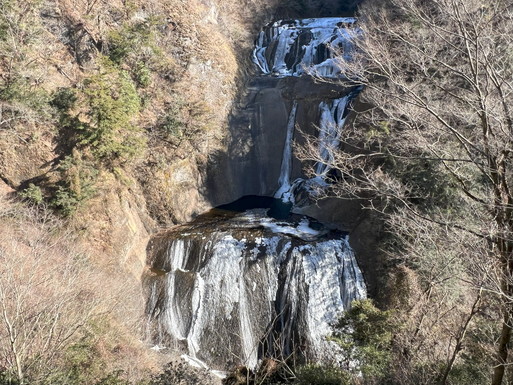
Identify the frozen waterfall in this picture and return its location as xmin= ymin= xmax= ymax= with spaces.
xmin=253 ymin=18 xmax=358 ymax=78
xmin=145 ymin=211 xmax=366 ymax=369
xmin=144 ymin=16 xmax=366 ymax=372
xmin=272 ymin=94 xmax=358 ymax=206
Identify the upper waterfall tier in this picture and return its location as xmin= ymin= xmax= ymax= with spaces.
xmin=253 ymin=17 xmax=358 ymax=77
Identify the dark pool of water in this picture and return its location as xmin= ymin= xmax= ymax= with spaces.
xmin=216 ymin=195 xmax=292 ymax=220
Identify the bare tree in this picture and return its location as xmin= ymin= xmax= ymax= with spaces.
xmin=299 ymin=0 xmax=513 ymax=383
xmin=0 ymin=206 xmax=102 ymax=384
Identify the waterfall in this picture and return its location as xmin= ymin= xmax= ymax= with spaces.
xmin=253 ymin=18 xmax=358 ymax=77
xmin=271 ymin=95 xmax=354 ymax=205
xmin=274 ymin=101 xmax=298 ymax=202
xmin=259 ymin=18 xmax=360 ymax=205
xmin=315 ymin=96 xmax=350 ymax=177
xmin=145 ymin=16 xmax=367 ymax=372
xmin=146 ymin=212 xmax=366 ymax=369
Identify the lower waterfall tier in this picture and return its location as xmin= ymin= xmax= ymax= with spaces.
xmin=144 ymin=207 xmax=366 ymax=370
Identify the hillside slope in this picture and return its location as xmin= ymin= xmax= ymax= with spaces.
xmin=0 ymin=0 xmax=278 ymax=382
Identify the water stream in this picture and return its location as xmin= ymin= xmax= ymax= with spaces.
xmin=274 ymin=101 xmax=298 ymax=202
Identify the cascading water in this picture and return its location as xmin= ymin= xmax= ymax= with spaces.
xmin=144 ymin=17 xmax=366 ymax=372
xmin=253 ymin=18 xmax=358 ymax=77
xmin=274 ymin=101 xmax=298 ymax=202
xmin=316 ymin=96 xmax=350 ymax=177
xmin=146 ymin=212 xmax=366 ymax=369
xmin=273 ymin=93 xmax=358 ymax=206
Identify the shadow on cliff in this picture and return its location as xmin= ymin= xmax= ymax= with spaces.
xmin=274 ymin=0 xmax=363 ymax=19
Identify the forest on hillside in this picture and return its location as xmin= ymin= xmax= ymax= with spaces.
xmin=303 ymin=1 xmax=513 ymax=384
xmin=1 ymin=0 xmax=513 ymax=384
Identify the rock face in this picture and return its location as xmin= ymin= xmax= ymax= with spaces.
xmin=145 ymin=210 xmax=366 ymax=369
xmin=205 ymin=77 xmax=358 ymax=209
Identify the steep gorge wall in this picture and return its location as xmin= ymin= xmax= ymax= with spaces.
xmin=205 ymin=77 xmax=351 ymax=205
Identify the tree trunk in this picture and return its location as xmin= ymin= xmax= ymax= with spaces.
xmin=492 ymin=250 xmax=513 ymax=385
xmin=440 ymin=290 xmax=481 ymax=385
xmin=491 ymin=309 xmax=512 ymax=385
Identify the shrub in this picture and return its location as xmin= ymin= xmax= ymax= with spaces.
xmin=133 ymin=62 xmax=151 ymax=88
xmin=55 ymin=60 xmax=146 ymax=166
xmin=0 ymin=75 xmax=52 ymax=121
xmin=51 ymin=185 xmax=81 ymax=217
xmin=0 ymin=369 xmax=20 ymax=385
xmin=50 ymin=60 xmax=146 ymax=216
xmin=20 ymin=183 xmax=44 ymax=205
xmin=295 ymin=365 xmax=352 ymax=385
xmin=106 ymin=19 xmax=169 ymax=88
xmin=157 ymin=112 xmax=184 ymax=139
xmin=43 ymin=333 xmax=131 ymax=385
xmin=332 ymin=299 xmax=395 ymax=381
xmin=107 ymin=22 xmax=155 ymax=65
xmin=79 ymin=61 xmax=145 ymax=163
xmin=51 ymin=88 xmax=78 ymax=111
xmin=50 ymin=153 xmax=98 ymax=216
xmin=95 ymin=371 xmax=130 ymax=385
xmin=0 ymin=0 xmax=51 ymax=117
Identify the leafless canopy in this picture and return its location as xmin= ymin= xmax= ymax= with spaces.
xmin=298 ymin=0 xmax=513 ymax=383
